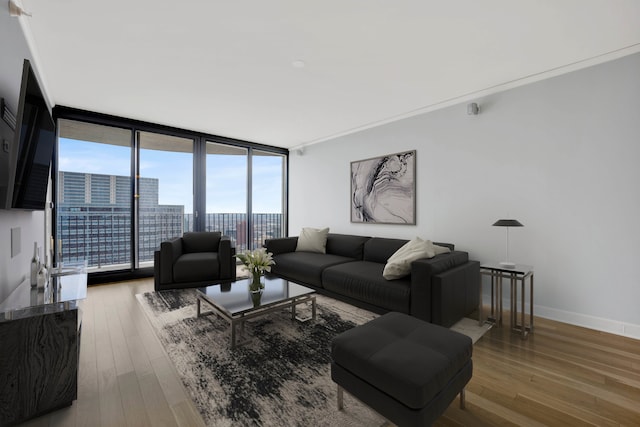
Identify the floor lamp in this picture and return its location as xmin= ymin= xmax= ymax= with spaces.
xmin=492 ymin=219 xmax=523 ymax=268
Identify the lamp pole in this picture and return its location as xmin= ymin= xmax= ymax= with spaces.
xmin=492 ymin=219 xmax=523 ymax=268
xmin=505 ymin=226 xmax=510 ymax=264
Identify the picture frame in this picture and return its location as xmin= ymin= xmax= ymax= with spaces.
xmin=350 ymin=150 xmax=416 ymax=224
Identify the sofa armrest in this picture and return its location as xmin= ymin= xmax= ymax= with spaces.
xmin=410 ymin=260 xmax=434 ymax=322
xmin=431 ymin=261 xmax=480 ymax=327
xmin=218 ymin=235 xmax=236 ymax=280
xmin=264 ymin=236 xmax=298 ymax=255
xmin=409 ymin=251 xmax=470 ymax=323
xmin=154 ymin=250 xmax=161 ymax=291
xmin=159 ymin=237 xmax=183 ymax=285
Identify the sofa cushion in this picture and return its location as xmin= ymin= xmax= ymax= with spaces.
xmin=363 ymin=238 xmax=409 ymax=264
xmin=325 ymin=234 xmax=370 ymax=259
xmin=264 ymin=236 xmax=298 ymax=255
xmin=173 ymin=252 xmax=219 ymax=283
xmin=323 ymin=261 xmax=411 ymax=313
xmin=383 ymin=237 xmax=435 ymax=280
xmin=182 ymin=232 xmax=221 ymax=254
xmin=271 ymin=252 xmax=355 ymax=287
xmin=296 ymin=227 xmax=330 ymax=253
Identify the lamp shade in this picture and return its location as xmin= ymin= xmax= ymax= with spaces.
xmin=492 ymin=219 xmax=523 ymax=227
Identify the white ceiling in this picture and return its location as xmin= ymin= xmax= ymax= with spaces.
xmin=16 ymin=0 xmax=640 ymax=149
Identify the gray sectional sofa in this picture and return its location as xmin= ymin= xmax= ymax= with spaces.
xmin=264 ymin=233 xmax=479 ymax=327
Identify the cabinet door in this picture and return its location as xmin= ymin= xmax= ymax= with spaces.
xmin=0 ymin=309 xmax=78 ymax=425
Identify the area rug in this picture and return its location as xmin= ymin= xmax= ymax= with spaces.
xmin=136 ymin=289 xmax=489 ymax=426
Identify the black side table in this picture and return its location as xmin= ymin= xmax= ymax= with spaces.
xmin=480 ymin=263 xmax=534 ymax=339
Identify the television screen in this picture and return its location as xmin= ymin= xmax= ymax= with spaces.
xmin=11 ymin=59 xmax=56 ymax=210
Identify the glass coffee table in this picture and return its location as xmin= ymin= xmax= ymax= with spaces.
xmin=196 ymin=275 xmax=317 ymax=349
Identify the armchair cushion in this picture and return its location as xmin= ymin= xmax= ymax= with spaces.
xmin=173 ymin=252 xmax=220 ymax=283
xmin=182 ymin=231 xmax=221 ymax=253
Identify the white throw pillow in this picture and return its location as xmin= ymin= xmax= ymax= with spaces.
xmin=432 ymin=242 xmax=451 ymax=255
xmin=383 ymin=237 xmax=436 ymax=280
xmin=295 ymin=227 xmax=330 ymax=253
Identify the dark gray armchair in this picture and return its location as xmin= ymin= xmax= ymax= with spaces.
xmin=154 ymin=231 xmax=236 ymax=291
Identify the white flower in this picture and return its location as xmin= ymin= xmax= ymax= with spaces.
xmin=236 ymin=248 xmax=275 ymax=274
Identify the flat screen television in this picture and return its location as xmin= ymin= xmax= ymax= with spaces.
xmin=10 ymin=59 xmax=56 ymax=210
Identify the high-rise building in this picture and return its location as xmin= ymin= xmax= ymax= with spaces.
xmin=57 ymin=171 xmax=183 ymax=268
xmin=57 ymin=171 xmax=284 ymax=270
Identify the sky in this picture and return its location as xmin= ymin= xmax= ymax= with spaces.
xmin=58 ymin=138 xmax=284 ymax=213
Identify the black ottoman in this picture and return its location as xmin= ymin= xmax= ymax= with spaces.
xmin=331 ymin=312 xmax=473 ymax=427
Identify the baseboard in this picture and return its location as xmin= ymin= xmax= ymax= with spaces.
xmin=482 ymin=292 xmax=640 ymax=340
xmin=533 ymin=305 xmax=640 ymax=341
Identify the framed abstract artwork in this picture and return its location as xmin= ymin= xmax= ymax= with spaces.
xmin=350 ymin=150 xmax=416 ymax=224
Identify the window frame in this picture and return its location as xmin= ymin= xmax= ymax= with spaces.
xmin=53 ymin=106 xmax=289 ymax=285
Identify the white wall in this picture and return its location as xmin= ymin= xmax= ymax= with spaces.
xmin=289 ymin=52 xmax=640 ymax=339
xmin=0 ymin=13 xmax=45 ymax=302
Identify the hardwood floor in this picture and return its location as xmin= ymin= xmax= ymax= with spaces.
xmin=436 ymin=315 xmax=640 ymax=426
xmin=18 ymin=279 xmax=640 ymax=427
xmin=20 ymin=278 xmax=206 ymax=427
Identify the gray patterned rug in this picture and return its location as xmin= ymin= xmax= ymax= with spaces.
xmin=136 ymin=289 xmax=489 ymax=426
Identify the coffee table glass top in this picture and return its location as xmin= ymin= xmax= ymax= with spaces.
xmin=197 ymin=275 xmax=315 ymax=317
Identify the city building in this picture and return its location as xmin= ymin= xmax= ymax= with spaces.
xmin=57 ymin=171 xmax=283 ymax=269
xmin=57 ymin=171 xmax=183 ymax=268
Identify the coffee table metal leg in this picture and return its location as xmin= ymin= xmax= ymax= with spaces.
xmin=293 ymin=296 xmax=315 ymax=322
xmin=196 ymin=298 xmax=201 ymax=317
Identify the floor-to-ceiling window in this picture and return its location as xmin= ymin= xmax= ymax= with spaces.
xmin=53 ymin=109 xmax=287 ymax=279
xmin=205 ymin=142 xmax=248 ymax=250
xmin=56 ymin=119 xmax=133 ymax=272
xmin=205 ymin=143 xmax=287 ymax=252
xmin=251 ymin=150 xmax=286 ymax=250
xmin=137 ymin=131 xmax=194 ymax=268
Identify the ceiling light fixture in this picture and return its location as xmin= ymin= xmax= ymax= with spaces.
xmin=292 ymin=60 xmax=306 ymax=68
xmin=8 ymin=0 xmax=32 ymax=17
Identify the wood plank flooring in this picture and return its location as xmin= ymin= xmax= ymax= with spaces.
xmin=436 ymin=314 xmax=640 ymax=426
xmin=18 ymin=278 xmax=640 ymax=427
xmin=19 ymin=278 xmax=205 ymax=427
